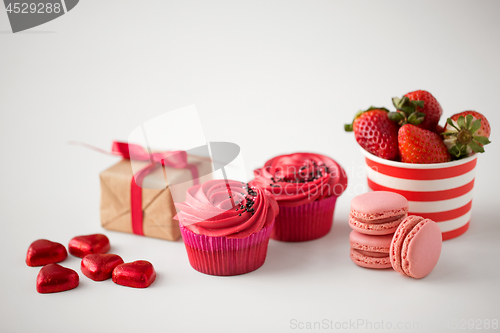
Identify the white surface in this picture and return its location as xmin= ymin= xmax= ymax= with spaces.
xmin=1 ymin=1 xmax=499 ymax=332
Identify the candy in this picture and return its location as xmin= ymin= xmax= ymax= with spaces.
xmin=81 ymin=254 xmax=124 ymax=281
xmin=68 ymin=234 xmax=110 ymax=258
xmin=26 ymin=239 xmax=68 ymax=267
xmin=112 ymin=260 xmax=156 ymax=288
xmin=36 ymin=264 xmax=79 ymax=294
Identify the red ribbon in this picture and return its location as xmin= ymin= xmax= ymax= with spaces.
xmin=76 ymin=141 xmax=200 ymax=236
xmin=109 ymin=142 xmax=200 ymax=236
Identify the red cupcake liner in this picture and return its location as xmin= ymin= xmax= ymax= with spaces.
xmin=179 ymin=221 xmax=274 ymax=276
xmin=271 ymin=195 xmax=338 ymax=242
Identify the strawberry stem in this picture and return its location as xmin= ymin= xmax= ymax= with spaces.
xmin=457 ymin=129 xmax=473 ymax=145
xmin=444 ymin=115 xmax=491 ymax=159
xmin=390 ymin=96 xmax=426 ymax=126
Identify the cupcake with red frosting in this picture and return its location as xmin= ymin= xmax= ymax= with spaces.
xmin=175 ymin=179 xmax=279 ymax=276
xmin=250 ymin=153 xmax=347 ymax=242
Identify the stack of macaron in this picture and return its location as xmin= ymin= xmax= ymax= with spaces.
xmin=349 ymin=191 xmax=442 ymax=278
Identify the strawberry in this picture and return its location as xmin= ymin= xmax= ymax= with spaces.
xmin=442 ymin=111 xmax=491 ymax=158
xmin=398 ymin=124 xmax=451 ymax=163
xmin=345 ymin=107 xmax=399 ymax=160
xmin=434 ymin=124 xmax=445 ymax=135
xmin=389 ymin=90 xmax=443 ymax=131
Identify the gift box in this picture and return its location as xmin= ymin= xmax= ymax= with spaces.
xmin=99 ymin=142 xmax=212 ymax=241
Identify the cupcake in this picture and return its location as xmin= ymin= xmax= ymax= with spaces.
xmin=175 ymin=179 xmax=279 ymax=276
xmin=250 ymin=153 xmax=347 ymax=242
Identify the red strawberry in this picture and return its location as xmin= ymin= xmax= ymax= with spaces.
xmin=434 ymin=124 xmax=445 ymax=135
xmin=442 ymin=111 xmax=491 ymax=158
xmin=398 ymin=124 xmax=451 ymax=163
xmin=444 ymin=111 xmax=491 ymax=138
xmin=345 ymin=107 xmax=399 ymax=160
xmin=389 ymin=90 xmax=442 ymax=131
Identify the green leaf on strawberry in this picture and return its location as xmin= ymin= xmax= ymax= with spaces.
xmin=390 ymin=90 xmax=443 ymax=131
xmin=442 ymin=114 xmax=491 ymax=159
xmin=389 ymin=97 xmax=427 ymax=126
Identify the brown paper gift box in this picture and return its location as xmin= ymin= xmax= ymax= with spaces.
xmin=99 ymin=156 xmax=212 ymax=241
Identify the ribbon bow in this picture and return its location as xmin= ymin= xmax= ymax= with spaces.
xmin=111 ymin=141 xmax=199 ymax=236
xmin=111 ymin=141 xmax=189 ymax=169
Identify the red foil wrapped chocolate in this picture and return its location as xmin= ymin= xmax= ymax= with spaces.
xmin=36 ymin=263 xmax=79 ymax=294
xmin=112 ymin=260 xmax=156 ymax=288
xmin=26 ymin=239 xmax=68 ymax=267
xmin=68 ymin=234 xmax=110 ymax=258
xmin=81 ymin=254 xmax=124 ymax=281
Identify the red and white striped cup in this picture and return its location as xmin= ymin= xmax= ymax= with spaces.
xmin=361 ymin=148 xmax=477 ymax=240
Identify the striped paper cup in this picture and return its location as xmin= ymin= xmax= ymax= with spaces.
xmin=361 ymin=148 xmax=477 ymax=240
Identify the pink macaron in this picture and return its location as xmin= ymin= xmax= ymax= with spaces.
xmin=349 ymin=230 xmax=393 ymax=269
xmin=349 ymin=191 xmax=408 ymax=235
xmin=390 ymin=215 xmax=442 ymax=279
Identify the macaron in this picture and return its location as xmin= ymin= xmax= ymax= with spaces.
xmin=349 ymin=230 xmax=393 ymax=269
xmin=349 ymin=191 xmax=408 ymax=235
xmin=390 ymin=215 xmax=442 ymax=279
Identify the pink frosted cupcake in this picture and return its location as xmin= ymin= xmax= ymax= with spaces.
xmin=250 ymin=153 xmax=348 ymax=242
xmin=175 ymin=179 xmax=279 ymax=276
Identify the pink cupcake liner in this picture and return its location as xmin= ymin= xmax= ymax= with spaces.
xmin=271 ymin=195 xmax=338 ymax=242
xmin=179 ymin=221 xmax=274 ymax=276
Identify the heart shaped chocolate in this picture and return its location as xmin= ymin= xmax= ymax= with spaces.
xmin=26 ymin=239 xmax=68 ymax=267
xmin=112 ymin=260 xmax=156 ymax=288
xmin=36 ymin=264 xmax=79 ymax=294
xmin=68 ymin=234 xmax=110 ymax=258
xmin=81 ymin=254 xmax=124 ymax=281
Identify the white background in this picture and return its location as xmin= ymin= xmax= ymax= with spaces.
xmin=1 ymin=1 xmax=499 ymax=332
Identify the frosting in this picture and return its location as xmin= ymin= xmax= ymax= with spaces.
xmin=250 ymin=152 xmax=347 ymax=207
xmin=175 ymin=180 xmax=279 ymax=239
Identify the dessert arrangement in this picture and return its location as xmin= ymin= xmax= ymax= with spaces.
xmin=348 ymin=191 xmax=442 ymax=278
xmin=26 ymin=234 xmax=156 ymax=293
xmin=25 ymin=92 xmax=492 ymax=291
xmin=345 ymin=90 xmax=493 ymax=240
